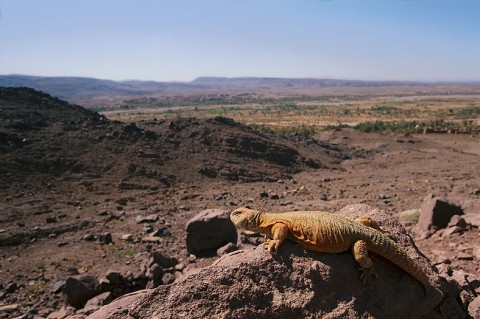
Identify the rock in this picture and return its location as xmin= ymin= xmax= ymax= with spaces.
xmin=82 ymin=234 xmax=95 ymax=241
xmin=141 ymin=236 xmax=161 ymax=243
xmin=105 ymin=270 xmax=122 ymax=285
xmin=84 ymin=291 xmax=113 ymax=308
xmin=52 ymin=280 xmax=66 ymax=293
xmin=319 ymin=193 xmax=328 ymax=201
xmin=87 ymin=204 xmax=466 ymax=319
xmin=5 ymin=282 xmax=17 ymax=294
xmin=448 ymin=215 xmax=469 ymax=229
xmin=161 ymin=273 xmax=175 ymax=285
xmin=185 ymin=209 xmax=237 ymax=255
xmin=150 ymin=251 xmax=178 ymax=268
xmin=135 ymin=214 xmax=158 ymax=224
xmin=259 ymin=191 xmax=269 ymax=198
xmin=416 ymin=195 xmax=463 ymax=236
xmin=120 ymin=234 xmax=133 ymax=241
xmin=63 ymin=276 xmax=101 ymax=309
xmin=457 ymin=252 xmax=474 ymax=261
xmin=151 ymin=226 xmax=171 ymax=237
xmin=148 ymin=264 xmax=164 ymax=280
xmin=0 ymin=304 xmax=19 ymax=312
xmin=443 ymin=226 xmax=463 ymax=236
xmin=397 ymin=209 xmax=420 ymax=226
xmin=473 ymin=246 xmax=480 ymax=260
xmin=269 ymin=193 xmax=280 ymax=200
xmin=143 ymin=224 xmax=153 ymax=233
xmin=47 ymin=307 xmax=75 ymax=319
xmin=46 ymin=217 xmax=58 ymax=223
xmin=216 ymin=242 xmax=238 ymax=256
xmin=98 ymin=233 xmax=112 ymax=245
xmin=468 ymin=296 xmax=480 ymax=318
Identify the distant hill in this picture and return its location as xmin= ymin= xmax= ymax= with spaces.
xmin=1 ymin=74 xmax=480 ymax=106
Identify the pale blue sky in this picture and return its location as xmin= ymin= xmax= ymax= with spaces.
xmin=0 ymin=0 xmax=479 ymax=82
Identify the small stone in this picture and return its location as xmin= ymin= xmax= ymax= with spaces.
xmin=121 ymin=234 xmax=134 ymax=241
xmin=319 ymin=193 xmax=328 ymax=201
xmin=151 ymin=227 xmax=171 ymax=237
xmin=0 ymin=304 xmax=19 ymax=312
xmin=149 ymin=264 xmax=164 ymax=280
xmin=457 ymin=252 xmax=474 ymax=261
xmin=142 ymin=236 xmax=162 ymax=243
xmin=99 ymin=232 xmax=113 ymax=245
xmin=162 ymin=273 xmax=175 ymax=285
xmin=143 ymin=224 xmax=153 ymax=233
xmin=443 ymin=226 xmax=463 ymax=236
xmin=270 ymin=193 xmax=280 ymax=200
xmin=259 ymin=191 xmax=269 ymax=198
xmin=216 ymin=242 xmax=238 ymax=256
xmin=52 ymin=280 xmax=65 ymax=294
xmin=82 ymin=234 xmax=95 ymax=241
xmin=57 ymin=241 xmax=68 ymax=247
xmin=174 ymin=263 xmax=185 ymax=271
xmin=136 ymin=214 xmax=159 ymax=224
xmin=5 ymin=282 xmax=17 ymax=294
xmin=46 ymin=217 xmax=58 ymax=223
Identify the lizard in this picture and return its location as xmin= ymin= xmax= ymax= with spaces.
xmin=230 ymin=207 xmax=431 ymax=291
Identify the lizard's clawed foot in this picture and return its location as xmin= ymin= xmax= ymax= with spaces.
xmin=263 ymin=239 xmax=281 ymax=253
xmin=359 ymin=267 xmax=379 ymax=286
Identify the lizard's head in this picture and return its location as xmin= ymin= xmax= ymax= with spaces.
xmin=230 ymin=207 xmax=262 ymax=231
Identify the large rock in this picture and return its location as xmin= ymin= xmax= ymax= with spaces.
xmin=64 ymin=276 xmax=102 ymax=309
xmin=185 ymin=208 xmax=237 ymax=255
xmin=416 ymin=195 xmax=463 ymax=237
xmin=86 ymin=204 xmax=465 ymax=319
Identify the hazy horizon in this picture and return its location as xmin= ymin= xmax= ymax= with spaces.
xmin=1 ymin=0 xmax=479 ymax=82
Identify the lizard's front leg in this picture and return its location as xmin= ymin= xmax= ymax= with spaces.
xmin=352 ymin=240 xmax=378 ymax=285
xmin=263 ymin=223 xmax=288 ymax=253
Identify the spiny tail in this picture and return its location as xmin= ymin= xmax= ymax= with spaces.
xmin=366 ymin=233 xmax=431 ymax=291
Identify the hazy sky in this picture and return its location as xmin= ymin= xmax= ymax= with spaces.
xmin=0 ymin=0 xmax=479 ymax=82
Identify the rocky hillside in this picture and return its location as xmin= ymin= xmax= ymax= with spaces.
xmin=0 ymin=87 xmax=348 ymax=196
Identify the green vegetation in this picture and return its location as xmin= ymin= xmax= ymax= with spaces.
xmin=34 ymin=260 xmax=46 ymax=270
xmin=252 ymin=123 xmax=317 ymax=138
xmin=354 ymin=120 xmax=460 ymax=134
xmin=116 ymin=247 xmax=136 ymax=258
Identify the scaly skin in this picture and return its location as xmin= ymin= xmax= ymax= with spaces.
xmin=230 ymin=207 xmax=430 ymax=291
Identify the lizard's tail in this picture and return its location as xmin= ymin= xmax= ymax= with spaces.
xmin=367 ymin=234 xmax=431 ymax=291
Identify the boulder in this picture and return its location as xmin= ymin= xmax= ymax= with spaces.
xmin=86 ymin=204 xmax=466 ymax=319
xmin=185 ymin=209 xmax=237 ymax=255
xmin=416 ymin=195 xmax=463 ymax=237
xmin=64 ymin=276 xmax=101 ymax=309
xmin=468 ymin=296 xmax=480 ymax=319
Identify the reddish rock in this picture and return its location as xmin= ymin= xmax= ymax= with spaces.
xmin=185 ymin=209 xmax=237 ymax=255
xmin=417 ymin=195 xmax=463 ymax=236
xmin=86 ymin=204 xmax=466 ymax=319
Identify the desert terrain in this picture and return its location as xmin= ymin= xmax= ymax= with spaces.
xmin=0 ymin=82 xmax=479 ymax=318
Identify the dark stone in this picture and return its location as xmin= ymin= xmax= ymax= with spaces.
xmin=185 ymin=209 xmax=237 ymax=256
xmin=63 ymin=276 xmax=101 ymax=309
xmin=99 ymin=232 xmax=113 ymax=245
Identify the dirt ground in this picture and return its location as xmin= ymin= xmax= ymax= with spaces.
xmin=0 ymin=87 xmax=479 ymax=317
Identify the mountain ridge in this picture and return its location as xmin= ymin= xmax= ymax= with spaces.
xmin=1 ymin=74 xmax=480 ymax=106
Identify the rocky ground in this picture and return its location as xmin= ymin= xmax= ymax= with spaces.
xmin=0 ymin=87 xmax=479 ymax=318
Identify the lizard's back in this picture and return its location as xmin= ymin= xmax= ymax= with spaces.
xmin=260 ymin=211 xmax=380 ymax=253
xmin=260 ymin=210 xmax=430 ymax=289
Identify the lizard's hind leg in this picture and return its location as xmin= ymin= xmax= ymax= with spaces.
xmin=356 ymin=217 xmax=390 ymax=235
xmin=352 ymin=240 xmax=378 ymax=285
